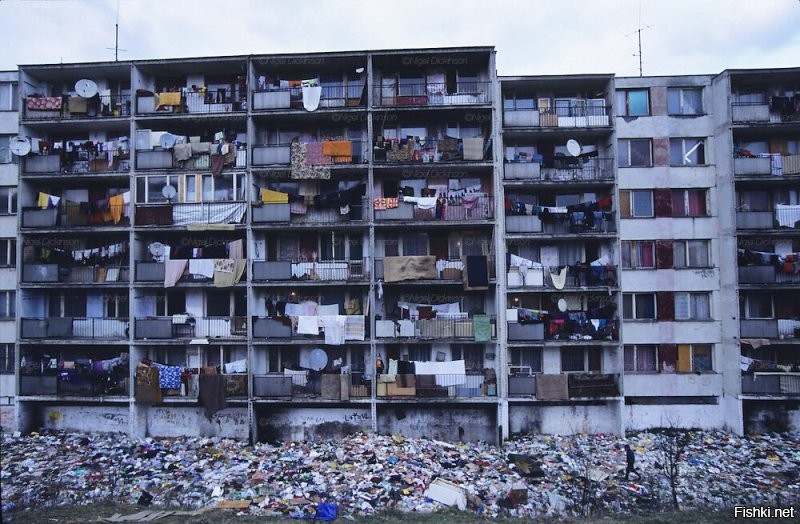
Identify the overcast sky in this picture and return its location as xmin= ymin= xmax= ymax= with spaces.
xmin=0 ymin=0 xmax=798 ymax=77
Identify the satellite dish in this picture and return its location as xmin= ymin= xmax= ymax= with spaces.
xmin=566 ymin=139 xmax=581 ymax=157
xmin=10 ymin=136 xmax=31 ymax=156
xmin=161 ymin=184 xmax=177 ymax=201
xmin=557 ymin=298 xmax=568 ymax=312
xmin=159 ymin=133 xmax=178 ymax=149
xmin=148 ymin=242 xmax=166 ymax=258
xmin=309 ymin=348 xmax=328 ymax=371
xmin=75 ymin=79 xmax=98 ymax=98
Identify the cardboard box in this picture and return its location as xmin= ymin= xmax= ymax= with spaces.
xmin=441 ymin=268 xmax=463 ymax=280
xmin=386 ymin=383 xmax=416 ymax=396
xmin=349 ymin=385 xmax=368 ymax=397
xmin=377 ymin=382 xmax=387 ymax=397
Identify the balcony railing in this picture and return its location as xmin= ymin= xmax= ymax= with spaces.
xmin=742 ymin=372 xmax=800 ymax=396
xmin=504 ymin=105 xmax=610 ymax=128
xmin=374 ymin=256 xmax=496 ymax=282
xmin=19 ymin=372 xmax=130 ymax=397
xmin=504 ymin=157 xmax=614 ymax=182
xmin=506 ymin=264 xmax=618 ymax=288
xmin=21 ymin=155 xmax=130 ymax=175
xmin=374 ymin=196 xmax=495 ymax=222
xmin=135 ymin=148 xmax=247 ymax=170
xmin=20 ymin=317 xmax=129 ymax=339
xmin=740 ymin=319 xmax=800 ymax=339
xmin=624 ymin=372 xmax=723 ymax=397
xmin=375 ymin=315 xmax=497 ymax=340
xmin=736 ymin=207 xmax=800 ymax=230
xmin=135 ymin=201 xmax=247 ymax=226
xmin=373 ymin=137 xmax=492 ymax=163
xmin=373 ymin=82 xmax=492 ymax=107
xmin=738 ymin=265 xmax=800 ymax=284
xmin=733 ymin=154 xmax=800 ymax=177
xmin=21 ymin=202 xmax=130 ymax=229
xmin=377 ymin=373 xmax=496 ymax=398
xmin=252 ymin=141 xmax=364 ymax=166
xmin=252 ymin=197 xmax=366 ymax=224
xmin=505 ymin=211 xmax=616 ymax=234
xmin=507 ymin=318 xmax=618 ymax=342
xmin=134 ymin=316 xmax=247 ymax=339
xmin=253 ymin=373 xmax=372 ymax=399
xmin=134 ymin=261 xmax=246 ymax=285
xmin=136 ymin=91 xmax=246 ymax=115
xmin=252 ymin=84 xmax=365 ymax=111
xmin=22 ymin=264 xmax=129 ymax=284
xmin=23 ymin=94 xmax=132 ymax=120
xmin=252 ymin=258 xmax=368 ymax=282
xmin=731 ymin=99 xmax=800 ymax=124
xmin=506 ymin=372 xmax=619 ymax=398
xmin=251 ymin=315 xmax=368 ymax=340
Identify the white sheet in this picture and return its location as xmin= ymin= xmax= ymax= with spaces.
xmin=172 ymin=202 xmax=246 ymax=226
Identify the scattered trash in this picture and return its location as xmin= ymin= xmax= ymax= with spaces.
xmin=0 ymin=430 xmax=798 ymax=519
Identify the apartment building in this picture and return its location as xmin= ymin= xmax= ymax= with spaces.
xmin=0 ymin=71 xmax=18 ymax=428
xmin=8 ymin=48 xmax=800 ymax=442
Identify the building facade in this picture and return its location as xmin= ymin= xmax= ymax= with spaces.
xmin=7 ymin=48 xmax=800 ymax=442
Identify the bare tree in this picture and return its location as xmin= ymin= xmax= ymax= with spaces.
xmin=653 ymin=427 xmax=692 ymax=510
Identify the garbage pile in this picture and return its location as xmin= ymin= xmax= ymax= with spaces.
xmin=1 ymin=430 xmax=798 ymax=518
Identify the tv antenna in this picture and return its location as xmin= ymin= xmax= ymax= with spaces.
xmin=625 ymin=1 xmax=653 ymax=76
xmin=105 ymin=0 xmax=127 ymax=61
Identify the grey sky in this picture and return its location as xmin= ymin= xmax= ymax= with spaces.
xmin=0 ymin=0 xmax=798 ymax=76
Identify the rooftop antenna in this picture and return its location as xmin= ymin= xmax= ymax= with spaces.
xmin=625 ymin=0 xmax=653 ymax=76
xmin=105 ymin=0 xmax=127 ymax=61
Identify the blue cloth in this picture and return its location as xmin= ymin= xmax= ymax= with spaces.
xmin=156 ymin=364 xmax=182 ymax=389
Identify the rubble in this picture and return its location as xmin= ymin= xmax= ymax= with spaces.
xmin=1 ymin=430 xmax=798 ymax=519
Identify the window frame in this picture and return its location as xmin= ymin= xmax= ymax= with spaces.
xmin=509 ymin=346 xmax=543 ymax=373
xmin=616 ymin=89 xmax=650 ymax=117
xmin=618 ymin=138 xmax=653 ymax=167
xmin=0 ymin=238 xmax=15 ymax=267
xmin=560 ymin=347 xmax=602 ymax=373
xmin=674 ymin=292 xmax=712 ymax=320
xmin=0 ymin=343 xmax=13 ymax=373
xmin=667 ymin=87 xmax=704 ymax=115
xmin=621 ymin=240 xmax=655 ymax=269
xmin=622 ymin=292 xmax=656 ymax=320
xmin=0 ymin=82 xmax=18 ymax=111
xmin=620 ymin=189 xmax=654 ymax=218
xmin=624 ymin=344 xmax=658 ymax=372
xmin=677 ymin=343 xmax=713 ymax=373
xmin=669 ymin=137 xmax=707 ymax=166
xmin=0 ymin=186 xmax=17 ymax=214
xmin=672 ymin=189 xmax=709 ymax=217
xmin=673 ymin=239 xmax=711 ymax=268
xmin=0 ymin=290 xmax=15 ymax=319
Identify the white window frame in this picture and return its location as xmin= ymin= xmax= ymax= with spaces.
xmin=673 ymin=240 xmax=711 ymax=268
xmin=743 ymin=293 xmax=774 ymax=320
xmin=0 ymin=82 xmax=18 ymax=111
xmin=0 ymin=290 xmax=15 ymax=318
xmin=615 ymin=89 xmax=650 ymax=117
xmin=677 ymin=343 xmax=713 ymax=373
xmin=624 ymin=344 xmax=658 ymax=372
xmin=621 ymin=189 xmax=654 ymax=218
xmin=0 ymin=238 xmax=15 ymax=267
xmin=0 ymin=343 xmax=13 ymax=373
xmin=670 ymin=138 xmax=706 ymax=166
xmin=672 ymin=189 xmax=709 ymax=217
xmin=667 ymin=87 xmax=704 ymax=115
xmin=623 ymin=293 xmax=656 ymax=320
xmin=0 ymin=186 xmax=17 ymax=214
xmin=621 ymin=240 xmax=655 ymax=269
xmin=560 ymin=347 xmax=602 ymax=373
xmin=674 ymin=292 xmax=711 ymax=320
xmin=509 ymin=346 xmax=542 ymax=373
xmin=619 ymin=138 xmax=653 ymax=167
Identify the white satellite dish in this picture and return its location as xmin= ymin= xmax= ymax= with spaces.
xmin=10 ymin=136 xmax=31 ymax=156
xmin=75 ymin=79 xmax=98 ymax=98
xmin=557 ymin=298 xmax=568 ymax=312
xmin=309 ymin=348 xmax=328 ymax=371
xmin=148 ymin=242 xmax=166 ymax=258
xmin=159 ymin=133 xmax=178 ymax=149
xmin=566 ymin=139 xmax=581 ymax=157
xmin=161 ymin=184 xmax=177 ymax=201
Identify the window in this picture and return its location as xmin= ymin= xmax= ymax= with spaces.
xmin=623 ymin=293 xmax=656 ymax=320
xmin=668 ymin=87 xmax=703 ymax=115
xmin=619 ymin=139 xmax=652 ymax=167
xmin=509 ymin=347 xmax=542 ymax=373
xmin=503 ymin=94 xmax=535 ymax=110
xmin=0 ymin=343 xmax=12 ymax=373
xmin=620 ymin=190 xmax=654 ymax=218
xmin=672 ymin=189 xmax=708 ymax=217
xmin=675 ymin=292 xmax=711 ymax=320
xmin=401 ymin=233 xmax=428 ymax=256
xmin=673 ymin=240 xmax=710 ymax=268
xmin=616 ymin=89 xmax=650 ymax=116
xmin=561 ymin=347 xmax=601 ymax=373
xmin=407 ymin=344 xmax=429 ymax=362
xmin=0 ymin=136 xmax=19 ymax=164
xmin=670 ymin=138 xmax=706 ymax=165
xmin=0 ymin=239 xmax=15 ymax=267
xmin=742 ymin=293 xmax=773 ymax=319
xmin=624 ymin=345 xmax=658 ymax=372
xmin=0 ymin=187 xmax=16 ymax=214
xmin=621 ymin=241 xmax=655 ymax=269
xmin=452 ymin=345 xmax=483 ymax=373
xmin=0 ymin=82 xmax=18 ymax=111
xmin=677 ymin=344 xmax=712 ymax=372
xmin=0 ymin=291 xmax=15 ymax=318
xmin=398 ymin=75 xmax=424 ymax=97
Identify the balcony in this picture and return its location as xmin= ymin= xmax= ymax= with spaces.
xmin=733 ymin=154 xmax=800 ymax=177
xmin=375 ymin=256 xmax=495 ymax=283
xmin=22 ymin=264 xmax=129 ymax=284
xmin=252 ymin=85 xmax=365 ymax=111
xmin=253 ymin=373 xmax=372 ymax=400
xmin=506 ymin=372 xmax=619 ymax=399
xmin=133 ymin=316 xmax=247 ymax=340
xmin=377 ymin=373 xmax=497 ymax=399
xmin=21 ymin=154 xmax=130 ymax=176
xmin=741 ymin=373 xmax=800 ymax=396
xmin=23 ymin=154 xmax=62 ymax=174
xmin=136 ymin=90 xmax=246 ymax=115
xmin=504 ymin=104 xmax=610 ymax=128
xmin=373 ymin=82 xmax=492 ymax=107
xmin=21 ymin=201 xmax=130 ymax=229
xmin=252 ymin=259 xmax=368 ymax=282
xmin=373 ymin=137 xmax=492 ymax=163
xmin=252 ymin=315 xmax=367 ymax=341
xmin=23 ymin=94 xmax=132 ymax=121
xmin=134 ymin=260 xmax=245 ymax=285
xmin=506 ymin=318 xmax=618 ymax=342
xmin=19 ymin=372 xmax=129 ymax=397
xmin=252 ymin=141 xmax=364 ymax=167
xmin=624 ymin=373 xmax=723 ymax=397
xmin=135 ymin=147 xmax=247 ymax=170
xmin=374 ymin=195 xmax=494 ymax=222
xmin=134 ymin=201 xmax=247 ymax=226
xmin=731 ymin=99 xmax=799 ymax=124
xmin=740 ymin=319 xmax=800 ymax=339
xmin=20 ymin=317 xmax=129 ymax=340
xmin=736 ymin=207 xmax=800 ymax=230
xmin=375 ymin=315 xmax=497 ymax=341
xmin=506 ymin=264 xmax=618 ymax=289
xmin=738 ymin=265 xmax=800 ymax=285
xmin=252 ymin=197 xmax=366 ymax=225
xmin=506 ymin=211 xmax=616 ymax=234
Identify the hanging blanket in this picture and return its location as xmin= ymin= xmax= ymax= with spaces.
xmin=536 ymin=373 xmax=569 ymax=400
xmin=199 ymin=373 xmax=227 ymax=420
xmin=383 ymin=256 xmax=437 ymax=282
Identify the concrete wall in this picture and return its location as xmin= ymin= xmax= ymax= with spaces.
xmin=256 ymin=406 xmax=372 ymax=443
xmin=145 ymin=407 xmax=249 ymax=439
xmin=41 ymin=405 xmax=130 ymax=433
xmin=377 ymin=405 xmax=497 ymax=443
xmin=623 ymin=403 xmax=724 ymax=431
xmin=509 ymin=403 xmax=621 ymax=436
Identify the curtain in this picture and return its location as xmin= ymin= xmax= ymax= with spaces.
xmin=687 ymin=190 xmax=706 ymax=216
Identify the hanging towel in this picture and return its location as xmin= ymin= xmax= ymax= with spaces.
xmin=297 ymin=315 xmax=320 ymax=335
xmin=550 ymin=266 xmax=568 ymax=289
xmin=319 ymin=315 xmax=347 ymax=345
xmin=464 ymin=255 xmax=489 ymax=290
xmin=38 ymin=192 xmax=51 ymax=209
xmin=109 ymin=194 xmax=125 ymax=224
xmin=188 ymin=258 xmax=215 ymax=278
xmin=344 ymin=315 xmax=365 ymax=341
xmin=473 ymin=314 xmax=491 ymax=342
xmin=261 ymin=188 xmax=289 ymax=204
xmin=462 ymin=137 xmax=485 ymax=160
xmin=198 ymin=373 xmax=227 ymax=420
xmin=322 ymin=140 xmax=352 ymax=158
xmin=158 ymin=92 xmax=181 ymax=106
xmin=164 ymin=259 xmax=187 ymax=288
xmin=302 ymin=85 xmax=322 ymax=111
